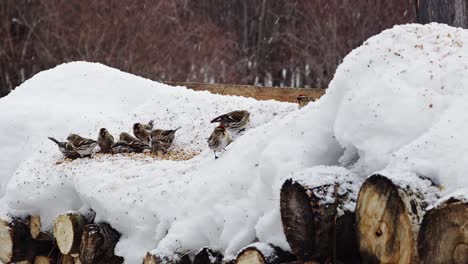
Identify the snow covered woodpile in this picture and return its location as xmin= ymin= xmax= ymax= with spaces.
xmin=1 ymin=23 xmax=468 ymax=263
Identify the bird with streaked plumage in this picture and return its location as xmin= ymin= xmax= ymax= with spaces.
xmin=97 ymin=128 xmax=114 ymax=153
xmin=207 ymin=125 xmax=233 ymax=159
xmin=113 ymin=132 xmax=151 ymax=154
xmin=48 ymin=137 xmax=81 ymax=159
xmin=66 ymin=134 xmax=98 ymax=157
xmin=133 ymin=121 xmax=153 ymax=145
xmin=150 ymin=127 xmax=180 ymax=154
xmin=296 ymin=95 xmax=315 ymax=108
xmin=210 ymin=110 xmax=250 ymax=133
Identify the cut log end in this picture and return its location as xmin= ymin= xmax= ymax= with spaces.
xmin=80 ymin=223 xmax=122 ymax=264
xmin=0 ymin=220 xmax=14 ymax=263
xmin=143 ymin=253 xmax=192 ymax=264
xmin=356 ymin=174 xmax=423 ymax=264
xmin=418 ymin=199 xmax=468 ymax=264
xmin=29 ymin=215 xmax=42 ymax=239
xmin=54 ymin=213 xmax=85 ymax=255
xmin=34 ymin=256 xmax=56 ymax=264
xmin=235 ymin=244 xmax=295 ymax=264
xmin=236 ymin=249 xmax=266 ymax=264
xmin=280 ymin=179 xmax=359 ymax=262
xmin=280 ymin=179 xmax=315 ymax=260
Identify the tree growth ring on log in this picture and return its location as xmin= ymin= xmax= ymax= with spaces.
xmin=417 ymin=198 xmax=468 ymax=264
xmin=356 ymin=174 xmax=429 ymax=263
xmin=54 ymin=213 xmax=86 ymax=255
xmin=235 ymin=243 xmax=296 ymax=264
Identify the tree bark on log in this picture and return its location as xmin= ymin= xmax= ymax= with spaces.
xmin=79 ymin=223 xmax=123 ymax=264
xmin=142 ymin=252 xmax=192 ymax=264
xmin=235 ymin=243 xmax=296 ymax=264
xmin=54 ymin=214 xmax=86 ymax=255
xmin=0 ymin=219 xmax=55 ymax=263
xmin=417 ymin=197 xmax=468 ymax=264
xmin=280 ymin=179 xmax=359 ymax=263
xmin=356 ymin=174 xmax=429 ymax=264
xmin=193 ymin=248 xmax=223 ymax=264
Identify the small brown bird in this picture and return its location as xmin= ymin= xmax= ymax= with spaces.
xmin=114 ymin=132 xmax=151 ymax=153
xmin=66 ymin=134 xmax=98 ymax=157
xmin=296 ymin=95 xmax=315 ymax=108
xmin=133 ymin=123 xmax=151 ymax=145
xmin=207 ymin=125 xmax=233 ymax=159
xmin=48 ymin=137 xmax=81 ymax=159
xmin=150 ymin=127 xmax=180 ymax=154
xmin=210 ymin=110 xmax=250 ymax=133
xmin=97 ymin=128 xmax=114 ymax=153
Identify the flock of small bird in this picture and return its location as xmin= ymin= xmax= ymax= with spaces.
xmin=48 ymin=95 xmax=314 ymax=161
xmin=48 ymin=110 xmax=251 ymax=160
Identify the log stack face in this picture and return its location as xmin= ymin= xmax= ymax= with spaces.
xmin=0 ymin=219 xmax=55 ymax=263
xmin=356 ymin=174 xmax=427 ymax=264
xmin=417 ymin=198 xmax=468 ymax=264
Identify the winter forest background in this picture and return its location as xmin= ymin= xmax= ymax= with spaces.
xmin=0 ymin=0 xmax=465 ymax=98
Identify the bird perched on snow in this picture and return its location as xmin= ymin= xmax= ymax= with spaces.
xmin=133 ymin=120 xmax=154 ymax=145
xmin=207 ymin=125 xmax=233 ymax=159
xmin=210 ymin=110 xmax=250 ymax=133
xmin=113 ymin=132 xmax=151 ymax=153
xmin=48 ymin=137 xmax=81 ymax=159
xmin=296 ymin=95 xmax=315 ymax=108
xmin=133 ymin=123 xmax=150 ymax=145
xmin=97 ymin=128 xmax=114 ymax=153
xmin=150 ymin=127 xmax=180 ymax=154
xmin=66 ymin=134 xmax=98 ymax=157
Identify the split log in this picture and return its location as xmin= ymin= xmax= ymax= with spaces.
xmin=34 ymin=255 xmax=57 ymax=264
xmin=28 ymin=215 xmax=42 ymax=239
xmin=193 ymin=248 xmax=223 ymax=264
xmin=79 ymin=223 xmax=123 ymax=264
xmin=280 ymin=179 xmax=360 ymax=263
xmin=235 ymin=243 xmax=296 ymax=264
xmin=60 ymin=254 xmax=74 ymax=264
xmin=417 ymin=197 xmax=468 ymax=264
xmin=0 ymin=219 xmax=55 ymax=263
xmin=142 ymin=252 xmax=192 ymax=264
xmin=54 ymin=213 xmax=86 ymax=255
xmin=356 ymin=174 xmax=434 ymax=263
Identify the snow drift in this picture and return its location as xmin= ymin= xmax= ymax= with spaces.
xmin=0 ymin=23 xmax=467 ymax=263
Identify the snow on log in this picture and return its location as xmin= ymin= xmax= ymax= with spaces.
xmin=142 ymin=252 xmax=192 ymax=264
xmin=356 ymin=174 xmax=435 ymax=263
xmin=0 ymin=219 xmax=55 ymax=263
xmin=54 ymin=213 xmax=86 ymax=255
xmin=79 ymin=223 xmax=123 ymax=264
xmin=235 ymin=243 xmax=296 ymax=264
xmin=417 ymin=197 xmax=468 ymax=264
xmin=280 ymin=169 xmax=361 ymax=263
xmin=193 ymin=248 xmax=223 ymax=264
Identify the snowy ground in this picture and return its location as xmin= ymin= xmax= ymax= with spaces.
xmin=1 ymin=23 xmax=468 ymax=263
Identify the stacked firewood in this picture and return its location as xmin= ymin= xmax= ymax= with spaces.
xmin=1 ymin=173 xmax=466 ymax=264
xmin=0 ymin=213 xmax=122 ymax=264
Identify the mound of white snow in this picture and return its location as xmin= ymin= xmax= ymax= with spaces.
xmin=1 ymin=23 xmax=468 ymax=263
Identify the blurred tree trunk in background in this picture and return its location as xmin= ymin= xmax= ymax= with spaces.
xmin=416 ymin=0 xmax=468 ymax=28
xmin=0 ymin=0 xmax=417 ymax=97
